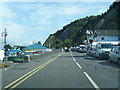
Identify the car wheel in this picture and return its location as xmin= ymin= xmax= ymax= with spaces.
xmin=109 ymin=57 xmax=112 ymax=63
xmin=98 ymin=54 xmax=102 ymax=60
xmin=24 ymin=59 xmax=28 ymax=62
xmin=117 ymin=58 xmax=120 ymax=64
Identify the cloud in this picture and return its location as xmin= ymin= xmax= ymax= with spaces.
xmin=0 ymin=2 xmax=113 ymax=45
xmin=57 ymin=2 xmax=110 ymax=16
xmin=0 ymin=0 xmax=115 ymax=2
xmin=0 ymin=4 xmax=17 ymax=19
xmin=58 ymin=6 xmax=81 ymax=15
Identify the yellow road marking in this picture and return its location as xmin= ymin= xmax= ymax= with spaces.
xmin=4 ymin=52 xmax=63 ymax=89
xmin=11 ymin=62 xmax=49 ymax=88
xmin=4 ymin=61 xmax=47 ymax=88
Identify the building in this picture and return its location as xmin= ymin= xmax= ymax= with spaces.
xmin=86 ymin=30 xmax=120 ymax=48
xmin=22 ymin=43 xmax=48 ymax=52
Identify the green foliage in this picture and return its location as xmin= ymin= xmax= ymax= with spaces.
xmin=44 ymin=1 xmax=119 ymax=48
xmin=38 ymin=41 xmax=42 ymax=45
xmin=4 ymin=44 xmax=12 ymax=51
xmin=63 ymin=38 xmax=72 ymax=48
xmin=55 ymin=39 xmax=63 ymax=48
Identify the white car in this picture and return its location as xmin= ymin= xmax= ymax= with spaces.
xmin=78 ymin=46 xmax=87 ymax=53
xmin=90 ymin=48 xmax=96 ymax=57
xmin=109 ymin=46 xmax=120 ymax=64
xmin=95 ymin=43 xmax=113 ymax=59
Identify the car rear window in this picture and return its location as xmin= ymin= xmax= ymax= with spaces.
xmin=101 ymin=44 xmax=113 ymax=48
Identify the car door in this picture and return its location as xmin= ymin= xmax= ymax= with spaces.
xmin=113 ymin=47 xmax=119 ymax=62
xmin=110 ymin=48 xmax=114 ymax=61
xmin=95 ymin=44 xmax=100 ymax=57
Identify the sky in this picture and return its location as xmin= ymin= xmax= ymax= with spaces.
xmin=0 ymin=0 xmax=115 ymax=47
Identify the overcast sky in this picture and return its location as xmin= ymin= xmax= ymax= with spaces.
xmin=0 ymin=0 xmax=114 ymax=46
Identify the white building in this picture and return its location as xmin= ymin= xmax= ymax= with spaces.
xmin=86 ymin=30 xmax=120 ymax=48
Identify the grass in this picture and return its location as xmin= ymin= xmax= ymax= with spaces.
xmin=0 ymin=63 xmax=9 ymax=69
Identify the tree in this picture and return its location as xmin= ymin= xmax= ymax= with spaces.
xmin=64 ymin=38 xmax=72 ymax=48
xmin=4 ymin=44 xmax=12 ymax=51
xmin=54 ymin=39 xmax=63 ymax=48
xmin=38 ymin=41 xmax=42 ymax=45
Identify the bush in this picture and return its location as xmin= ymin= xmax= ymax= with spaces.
xmin=0 ymin=63 xmax=9 ymax=68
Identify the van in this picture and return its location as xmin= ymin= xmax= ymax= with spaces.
xmin=95 ymin=43 xmax=113 ymax=59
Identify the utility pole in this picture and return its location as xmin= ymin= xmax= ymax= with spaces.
xmin=1 ymin=28 xmax=8 ymax=50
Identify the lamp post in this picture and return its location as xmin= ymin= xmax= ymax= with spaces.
xmin=1 ymin=28 xmax=8 ymax=50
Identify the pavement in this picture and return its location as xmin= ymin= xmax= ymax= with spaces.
xmin=2 ymin=51 xmax=120 ymax=89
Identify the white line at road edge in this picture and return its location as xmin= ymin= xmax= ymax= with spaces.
xmin=84 ymin=72 xmax=100 ymax=90
xmin=76 ymin=62 xmax=82 ymax=69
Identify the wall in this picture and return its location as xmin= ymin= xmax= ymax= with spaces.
xmin=94 ymin=36 xmax=119 ymax=42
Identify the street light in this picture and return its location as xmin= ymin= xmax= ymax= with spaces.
xmin=1 ymin=28 xmax=8 ymax=50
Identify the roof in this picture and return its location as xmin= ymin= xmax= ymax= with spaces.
xmin=5 ymin=49 xmax=22 ymax=55
xmin=23 ymin=43 xmax=47 ymax=50
xmin=7 ymin=50 xmax=22 ymax=52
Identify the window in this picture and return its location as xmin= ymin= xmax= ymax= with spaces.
xmin=111 ymin=48 xmax=114 ymax=52
xmin=101 ymin=44 xmax=113 ymax=48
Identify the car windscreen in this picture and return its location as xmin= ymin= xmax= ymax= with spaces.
xmin=80 ymin=47 xmax=85 ymax=49
xmin=101 ymin=44 xmax=113 ymax=48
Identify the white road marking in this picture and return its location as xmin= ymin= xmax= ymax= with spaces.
xmin=70 ymin=52 xmax=76 ymax=62
xmin=84 ymin=72 xmax=100 ymax=90
xmin=70 ymin=51 xmax=82 ymax=68
xmin=76 ymin=62 xmax=82 ymax=69
xmin=73 ymin=58 xmax=76 ymax=62
xmin=70 ymin=52 xmax=73 ymax=57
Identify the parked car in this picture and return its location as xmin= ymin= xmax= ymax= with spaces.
xmin=78 ymin=46 xmax=87 ymax=53
xmin=109 ymin=46 xmax=120 ymax=64
xmin=64 ymin=47 xmax=69 ymax=52
xmin=90 ymin=48 xmax=96 ymax=57
xmin=95 ymin=43 xmax=113 ymax=60
xmin=87 ymin=48 xmax=92 ymax=55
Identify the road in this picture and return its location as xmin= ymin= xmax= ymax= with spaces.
xmin=2 ymin=51 xmax=119 ymax=89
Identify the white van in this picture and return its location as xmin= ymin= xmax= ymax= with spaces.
xmin=95 ymin=43 xmax=113 ymax=59
xmin=0 ymin=50 xmax=4 ymax=62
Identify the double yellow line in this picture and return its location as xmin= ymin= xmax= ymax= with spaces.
xmin=3 ymin=52 xmax=63 ymax=89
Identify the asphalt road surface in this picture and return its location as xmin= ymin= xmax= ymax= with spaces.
xmin=2 ymin=51 xmax=120 ymax=89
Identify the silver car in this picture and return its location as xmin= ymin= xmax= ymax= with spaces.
xmin=109 ymin=46 xmax=120 ymax=64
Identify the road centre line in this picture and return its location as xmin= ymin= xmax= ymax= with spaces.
xmin=84 ymin=72 xmax=100 ymax=90
xmin=4 ymin=60 xmax=50 ymax=89
xmin=3 ymin=52 xmax=63 ymax=89
xmin=70 ymin=52 xmax=100 ymax=89
xmin=70 ymin=52 xmax=82 ymax=68
xmin=76 ymin=62 xmax=82 ymax=69
xmin=11 ymin=62 xmax=49 ymax=89
xmin=70 ymin=51 xmax=74 ymax=60
xmin=73 ymin=58 xmax=76 ymax=62
xmin=70 ymin=52 xmax=73 ymax=58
